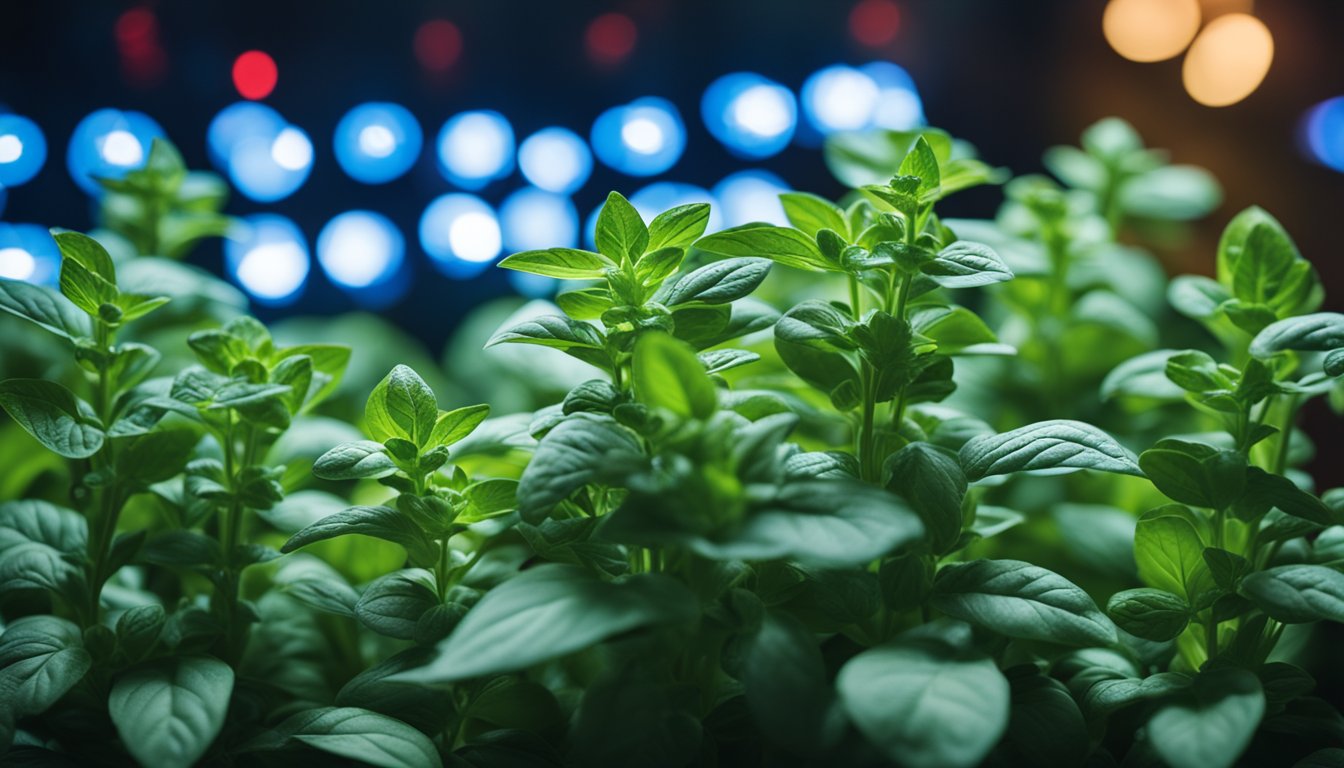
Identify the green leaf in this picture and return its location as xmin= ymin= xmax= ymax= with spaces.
xmin=824 ymin=128 xmax=954 ymax=188
xmin=837 ymin=639 xmax=1008 ymax=768
xmin=885 ymin=442 xmax=966 ymax=554
xmin=0 ymin=500 xmax=87 ymax=557
xmin=485 ymin=314 xmax=606 ymax=352
xmin=273 ymin=343 xmax=351 ymax=411
xmin=517 ymin=415 xmax=644 ymax=523
xmin=959 ymin=419 xmax=1141 ymax=480
xmin=659 ymin=257 xmax=772 ymax=306
xmin=1217 ymin=206 xmax=1318 ymax=318
xmin=695 ymin=225 xmax=835 ymax=273
xmin=497 ymin=248 xmax=614 ymax=279
xmin=1168 ymin=275 xmax=1232 ymax=320
xmin=1148 ymin=668 xmax=1265 ymax=768
xmin=59 ymin=256 xmax=118 ymax=317
xmin=269 ymin=707 xmax=442 ymax=768
xmin=428 ymin=403 xmax=490 ymax=447
xmin=1119 ymin=165 xmax=1222 ymax=221
xmin=117 ymin=428 xmax=199 ymax=489
xmin=779 ymin=192 xmax=847 ymax=237
xmin=910 ymin=305 xmax=1008 ymax=356
xmin=0 ymin=616 xmax=92 ymax=721
xmin=53 ymin=231 xmax=116 ymax=282
xmin=632 ymin=333 xmax=717 ymax=419
xmin=735 ymin=611 xmax=838 ymax=753
xmin=1250 ymin=313 xmax=1344 ymax=358
xmin=1236 ymin=467 xmax=1338 ymax=526
xmin=1083 ymin=673 xmax=1191 ymax=718
xmin=1005 ymin=673 xmax=1089 ymax=767
xmin=355 ymin=571 xmax=439 ymax=639
xmin=900 ymin=136 xmax=942 ymax=194
xmin=554 ymin=287 xmax=612 ymax=320
xmin=634 ymin=246 xmax=683 ymax=285
xmin=1135 ymin=510 xmax=1216 ymax=601
xmin=313 ymin=440 xmax=397 ymax=480
xmin=1325 ymin=348 xmax=1344 ymax=378
xmin=1238 ymin=565 xmax=1344 ymax=624
xmin=0 ymin=379 xmax=104 ymax=459
xmin=109 ymin=656 xmax=235 ymax=768
xmin=1139 ymin=439 xmax=1247 ymax=510
xmin=365 ymin=365 xmax=438 ymax=447
xmin=922 ymin=241 xmax=1013 ymax=288
xmin=1106 ymin=588 xmax=1190 ymax=641
xmin=0 ymin=280 xmax=92 ymax=340
xmin=281 ymin=506 xmax=438 ymax=567
xmin=595 ymin=191 xmax=650 ymax=262
xmin=931 ymin=559 xmax=1117 ymax=646
xmin=393 ymin=564 xmax=697 ymax=683
xmin=647 ymin=203 xmax=711 ymax=251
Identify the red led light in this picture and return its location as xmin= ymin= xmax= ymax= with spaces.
xmin=414 ymin=19 xmax=463 ymax=74
xmin=585 ymin=13 xmax=637 ymax=66
xmin=849 ymin=0 xmax=901 ymax=48
xmin=232 ymin=50 xmax=278 ymax=100
xmin=115 ymin=8 xmax=158 ymax=54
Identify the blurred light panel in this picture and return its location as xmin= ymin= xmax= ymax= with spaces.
xmin=233 ymin=50 xmax=278 ymax=100
xmin=207 ymin=102 xmax=286 ymax=168
xmin=628 ymin=182 xmax=720 ymax=230
xmin=436 ymin=110 xmax=515 ymax=189
xmin=420 ymin=193 xmax=502 ymax=279
xmin=1303 ymin=97 xmax=1344 ymax=172
xmin=1182 ymin=13 xmax=1273 ymax=107
xmin=317 ymin=211 xmax=404 ymax=290
xmin=801 ymin=65 xmax=879 ymax=134
xmin=0 ymin=115 xmax=47 ymax=187
xmin=0 ymin=185 xmax=6 ymax=218
xmin=501 ymin=187 xmax=579 ymax=252
xmin=334 ymin=102 xmax=422 ymax=184
xmin=518 ymin=127 xmax=592 ymax=194
xmin=228 ymin=123 xmax=313 ymax=202
xmin=1103 ymin=0 xmax=1200 ymax=63
xmin=861 ymin=62 xmax=925 ymax=130
xmin=701 ymin=73 xmax=797 ymax=159
xmin=591 ymin=97 xmax=686 ymax=176
xmin=713 ymin=170 xmax=789 ymax=228
xmin=66 ymin=109 xmax=165 ymax=194
xmin=0 ymin=223 xmax=61 ymax=285
xmin=224 ymin=214 xmax=310 ymax=306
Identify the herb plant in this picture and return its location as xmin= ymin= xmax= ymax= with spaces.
xmin=0 ymin=125 xmax=1341 ymax=768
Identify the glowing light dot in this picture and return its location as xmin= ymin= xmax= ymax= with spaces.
xmin=358 ymin=125 xmax=396 ymax=158
xmin=0 ymin=136 xmax=21 ymax=164
xmin=233 ymin=50 xmax=278 ymax=100
xmin=414 ymin=20 xmax=462 ymax=74
xmin=270 ymin=127 xmax=312 ymax=171
xmin=622 ymin=118 xmax=664 ymax=154
xmin=1182 ymin=13 xmax=1273 ymax=107
xmin=518 ymin=127 xmax=592 ymax=194
xmin=732 ymin=86 xmax=792 ymax=137
xmin=318 ymin=211 xmax=403 ymax=289
xmin=420 ymin=194 xmax=502 ymax=277
xmin=802 ymin=65 xmax=880 ymax=133
xmin=586 ymin=13 xmax=637 ymax=65
xmin=449 ymin=212 xmax=503 ymax=263
xmin=101 ymin=130 xmax=144 ymax=166
xmin=0 ymin=247 xmax=35 ymax=281
xmin=436 ymin=110 xmax=515 ymax=188
xmin=849 ymin=0 xmax=902 ymax=48
xmin=1103 ymin=0 xmax=1201 ymax=63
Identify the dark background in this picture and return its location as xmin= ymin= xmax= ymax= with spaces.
xmin=1 ymin=0 xmax=1341 ymax=356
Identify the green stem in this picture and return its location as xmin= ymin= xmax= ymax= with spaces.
xmin=848 ymin=274 xmax=863 ymax=320
xmin=1271 ymin=395 xmax=1300 ymax=475
xmin=82 ymin=321 xmax=119 ymax=627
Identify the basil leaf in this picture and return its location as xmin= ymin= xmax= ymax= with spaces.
xmin=1148 ymin=668 xmax=1265 ymax=768
xmin=0 ymin=379 xmax=104 ymax=459
xmin=1106 ymin=587 xmax=1190 ymax=641
xmin=1238 ymin=565 xmax=1344 ymax=624
xmin=281 ymin=505 xmax=438 ymax=567
xmin=931 ymin=559 xmax=1117 ymax=646
xmin=0 ymin=280 xmax=92 ymax=340
xmin=268 ymin=706 xmax=443 ymax=768
xmin=959 ymin=419 xmax=1141 ymax=480
xmin=109 ymin=656 xmax=234 ymax=768
xmin=647 ymin=203 xmax=710 ymax=251
xmin=1250 ymin=312 xmax=1344 ymax=358
xmin=497 ymin=247 xmax=613 ymax=279
xmin=632 ymin=333 xmax=717 ymax=419
xmin=0 ymin=616 xmax=92 ymax=722
xmin=922 ymin=241 xmax=1013 ymax=288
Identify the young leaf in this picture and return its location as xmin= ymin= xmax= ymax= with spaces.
xmin=428 ymin=403 xmax=490 ymax=447
xmin=516 ymin=415 xmax=644 ymax=523
xmin=485 ymin=314 xmax=606 ymax=351
xmin=632 ymin=333 xmax=717 ymax=419
xmin=53 ymin=231 xmax=116 ymax=282
xmin=634 ymin=246 xmax=683 ymax=285
xmin=779 ymin=192 xmax=848 ymax=237
xmin=837 ymin=639 xmax=1009 ymax=768
xmin=1005 ymin=674 xmax=1089 ymax=768
xmin=659 ymin=257 xmax=772 ymax=306
xmin=1106 ymin=588 xmax=1190 ymax=641
xmin=1083 ymin=673 xmax=1191 ymax=719
xmin=355 ymin=571 xmax=439 ymax=639
xmin=109 ymin=656 xmax=234 ymax=768
xmin=695 ymin=225 xmax=835 ymax=273
xmin=264 ymin=707 xmax=442 ymax=768
xmin=0 ymin=616 xmax=92 ymax=722
xmin=1147 ymin=669 xmax=1265 ymax=768
xmin=313 ymin=441 xmax=397 ymax=480
xmin=392 ymin=565 xmax=698 ymax=683
xmin=1135 ymin=510 xmax=1216 ymax=602
xmin=497 ymin=248 xmax=614 ymax=279
xmin=1138 ymin=439 xmax=1247 ymax=510
xmin=0 ymin=280 xmax=92 ymax=340
xmin=922 ymin=241 xmax=1013 ymax=288
xmin=281 ymin=506 xmax=439 ymax=566
xmin=0 ymin=379 xmax=104 ymax=459
xmin=959 ymin=419 xmax=1141 ymax=481
xmin=1249 ymin=312 xmax=1344 ymax=358
xmin=646 ymin=203 xmax=711 ymax=251
xmin=931 ymin=559 xmax=1117 ymax=647
xmin=594 ymin=191 xmax=649 ymax=262
xmin=1238 ymin=565 xmax=1344 ymax=624
xmin=885 ymin=442 xmax=966 ymax=554
xmin=735 ymin=612 xmax=839 ymax=754
xmin=365 ymin=365 xmax=438 ymax=448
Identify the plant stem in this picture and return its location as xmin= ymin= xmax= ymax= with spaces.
xmin=83 ymin=321 xmax=119 ymax=627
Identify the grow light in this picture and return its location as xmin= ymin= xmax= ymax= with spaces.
xmin=224 ymin=214 xmax=310 ymax=306
xmin=500 ymin=187 xmax=579 ymax=253
xmin=334 ymin=102 xmax=422 ymax=184
xmin=436 ymin=110 xmax=515 ymax=190
xmin=0 ymin=223 xmax=60 ymax=285
xmin=420 ymin=193 xmax=502 ymax=279
xmin=590 ymin=97 xmax=685 ymax=177
xmin=518 ymin=127 xmax=592 ymax=195
xmin=801 ymin=65 xmax=879 ymax=134
xmin=0 ymin=114 xmax=47 ymax=188
xmin=701 ymin=73 xmax=797 ymax=160
xmin=712 ymin=170 xmax=790 ymax=228
xmin=317 ymin=210 xmax=404 ymax=290
xmin=66 ymin=109 xmax=164 ymax=194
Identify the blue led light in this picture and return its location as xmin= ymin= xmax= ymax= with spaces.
xmin=436 ymin=110 xmax=515 ymax=189
xmin=228 ymin=123 xmax=313 ymax=203
xmin=1303 ymin=97 xmax=1344 ymax=172
xmin=0 ymin=115 xmax=47 ymax=187
xmin=591 ymin=97 xmax=686 ymax=176
xmin=207 ymin=102 xmax=286 ymax=169
xmin=518 ymin=127 xmax=593 ymax=195
xmin=66 ymin=109 xmax=165 ymax=194
xmin=500 ymin=187 xmax=579 ymax=252
xmin=224 ymin=214 xmax=310 ymax=307
xmin=420 ymin=193 xmax=502 ymax=279
xmin=713 ymin=170 xmax=790 ymax=228
xmin=0 ymin=223 xmax=61 ymax=286
xmin=334 ymin=102 xmax=423 ymax=184
xmin=800 ymin=65 xmax=880 ymax=135
xmin=701 ymin=73 xmax=797 ymax=159
xmin=317 ymin=211 xmax=404 ymax=292
xmin=861 ymin=61 xmax=925 ymax=130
